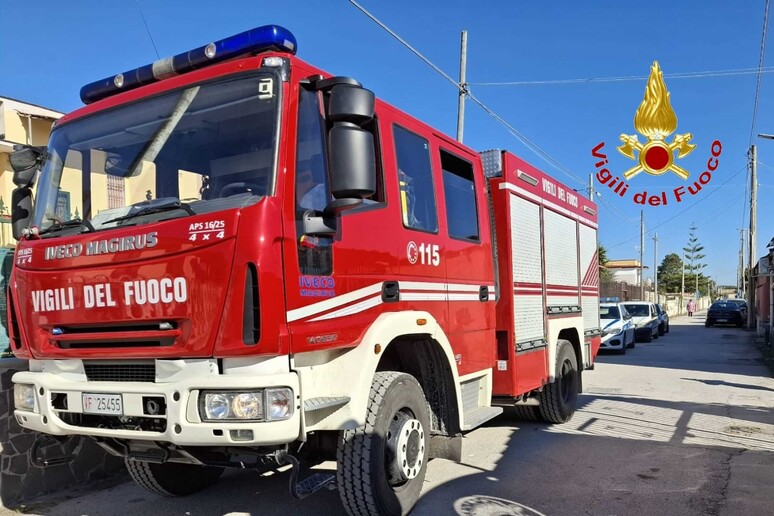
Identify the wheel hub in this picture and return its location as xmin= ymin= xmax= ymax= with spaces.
xmin=386 ymin=412 xmax=425 ymax=484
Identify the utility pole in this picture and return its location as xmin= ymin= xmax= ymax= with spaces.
xmin=681 ymin=249 xmax=686 ymax=315
xmin=653 ymin=233 xmax=659 ymax=301
xmin=588 ymin=174 xmax=595 ymax=201
xmin=640 ymin=210 xmax=645 ymax=300
xmin=748 ymin=145 xmax=757 ymax=329
xmin=736 ymin=228 xmax=747 ymax=299
xmin=456 ymin=30 xmax=468 ymax=143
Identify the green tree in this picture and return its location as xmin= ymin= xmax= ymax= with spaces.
xmin=657 ymin=252 xmax=684 ymax=293
xmin=683 ymin=224 xmax=707 ymax=295
xmin=599 ymin=245 xmax=613 ymax=281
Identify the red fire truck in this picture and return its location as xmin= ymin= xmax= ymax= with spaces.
xmin=8 ymin=25 xmax=600 ymax=515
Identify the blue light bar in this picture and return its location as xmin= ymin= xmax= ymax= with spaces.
xmin=80 ymin=25 xmax=297 ymax=104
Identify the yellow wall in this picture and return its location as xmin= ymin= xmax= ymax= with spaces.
xmin=125 ymin=161 xmax=157 ymax=205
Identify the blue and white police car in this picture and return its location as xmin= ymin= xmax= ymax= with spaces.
xmin=600 ymin=302 xmax=636 ymax=354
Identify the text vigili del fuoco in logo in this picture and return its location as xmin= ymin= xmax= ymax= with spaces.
xmin=591 ymin=61 xmax=722 ymax=206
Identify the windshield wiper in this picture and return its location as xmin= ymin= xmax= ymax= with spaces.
xmin=39 ymin=218 xmax=95 ymax=236
xmin=105 ymin=200 xmax=195 ymax=225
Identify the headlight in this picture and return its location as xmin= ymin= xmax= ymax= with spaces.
xmin=203 ymin=393 xmax=231 ymax=420
xmin=232 ymin=393 xmax=262 ymax=419
xmin=14 ymin=384 xmax=35 ymax=411
xmin=200 ymin=389 xmax=292 ymax=422
xmin=201 ymin=391 xmax=263 ymax=421
xmin=266 ymin=388 xmax=293 ymax=421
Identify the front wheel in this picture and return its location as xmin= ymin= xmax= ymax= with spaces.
xmin=125 ymin=460 xmax=223 ymax=496
xmin=337 ymin=372 xmax=430 ymax=516
xmin=538 ymin=339 xmax=579 ymax=424
xmin=658 ymin=324 xmax=665 ymax=336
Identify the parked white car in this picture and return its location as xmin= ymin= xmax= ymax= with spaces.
xmin=622 ymin=301 xmax=660 ymax=342
xmin=600 ymin=303 xmax=636 ymax=354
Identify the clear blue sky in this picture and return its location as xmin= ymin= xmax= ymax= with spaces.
xmin=1 ymin=1 xmax=771 ymax=287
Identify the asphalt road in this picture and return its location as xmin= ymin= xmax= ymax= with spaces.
xmin=13 ymin=312 xmax=774 ymax=515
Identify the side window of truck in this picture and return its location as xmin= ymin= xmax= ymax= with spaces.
xmin=440 ymin=149 xmax=479 ymax=241
xmin=393 ymin=125 xmax=437 ymax=232
xmin=295 ymin=88 xmax=332 ymax=276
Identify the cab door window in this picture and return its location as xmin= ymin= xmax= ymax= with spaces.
xmin=295 ymin=88 xmax=332 ymax=275
xmin=393 ymin=125 xmax=437 ymax=233
xmin=440 ymin=150 xmax=478 ymax=241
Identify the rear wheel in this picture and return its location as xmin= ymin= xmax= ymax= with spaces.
xmin=125 ymin=460 xmax=223 ymax=496
xmin=337 ymin=372 xmax=430 ymax=516
xmin=538 ymin=340 xmax=579 ymax=424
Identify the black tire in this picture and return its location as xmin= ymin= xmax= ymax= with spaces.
xmin=705 ymin=321 xmax=712 ymax=328
xmin=658 ymin=324 xmax=665 ymax=336
xmin=337 ymin=372 xmax=430 ymax=516
xmin=537 ymin=340 xmax=579 ymax=424
xmin=642 ymin=331 xmax=653 ymax=343
xmin=665 ymin=323 xmax=670 ymax=334
xmin=125 ymin=459 xmax=223 ymax=496
xmin=627 ymin=333 xmax=635 ymax=349
xmin=506 ymin=404 xmax=542 ymax=421
xmin=617 ymin=343 xmax=627 ymax=355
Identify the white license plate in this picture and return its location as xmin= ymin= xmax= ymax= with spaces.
xmin=716 ymin=319 xmax=727 ymax=322
xmin=82 ymin=393 xmax=123 ymax=415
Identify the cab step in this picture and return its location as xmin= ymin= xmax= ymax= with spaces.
xmin=275 ymin=451 xmax=336 ymax=499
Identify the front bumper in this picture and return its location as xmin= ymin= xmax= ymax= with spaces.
xmin=634 ymin=326 xmax=654 ymax=338
xmin=600 ymin=332 xmax=625 ymax=350
xmin=12 ymin=359 xmax=301 ymax=447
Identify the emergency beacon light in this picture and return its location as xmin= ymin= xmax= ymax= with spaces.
xmin=80 ymin=25 xmax=297 ymax=105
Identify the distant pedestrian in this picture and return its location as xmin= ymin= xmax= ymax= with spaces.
xmin=687 ymin=299 xmax=696 ymax=317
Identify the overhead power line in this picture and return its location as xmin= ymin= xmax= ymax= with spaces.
xmin=605 ymin=164 xmax=748 ymax=250
xmin=749 ymin=0 xmax=771 ymax=144
xmin=471 ymin=66 xmax=774 ymax=87
xmin=347 ymin=0 xmax=586 ymax=187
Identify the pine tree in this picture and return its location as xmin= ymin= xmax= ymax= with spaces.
xmin=683 ymin=224 xmax=707 ymax=295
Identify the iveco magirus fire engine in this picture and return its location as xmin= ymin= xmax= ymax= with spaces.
xmin=7 ymin=25 xmax=601 ymax=515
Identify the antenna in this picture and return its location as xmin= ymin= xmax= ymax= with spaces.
xmin=136 ymin=0 xmax=161 ymax=59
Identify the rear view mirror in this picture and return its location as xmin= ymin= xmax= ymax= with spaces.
xmin=11 ymin=188 xmax=34 ymax=240
xmin=326 ymin=83 xmax=376 ymax=211
xmin=9 ymin=145 xmax=46 ymax=187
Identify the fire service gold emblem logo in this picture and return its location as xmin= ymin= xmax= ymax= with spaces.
xmin=591 ymin=61 xmax=722 ymax=207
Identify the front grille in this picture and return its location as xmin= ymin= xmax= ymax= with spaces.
xmin=84 ymin=363 xmax=155 ymax=382
xmin=50 ymin=321 xmax=179 ymax=349
xmin=59 ymin=413 xmax=166 ymax=432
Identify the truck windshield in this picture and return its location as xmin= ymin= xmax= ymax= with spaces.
xmin=34 ymin=72 xmax=279 ymax=234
